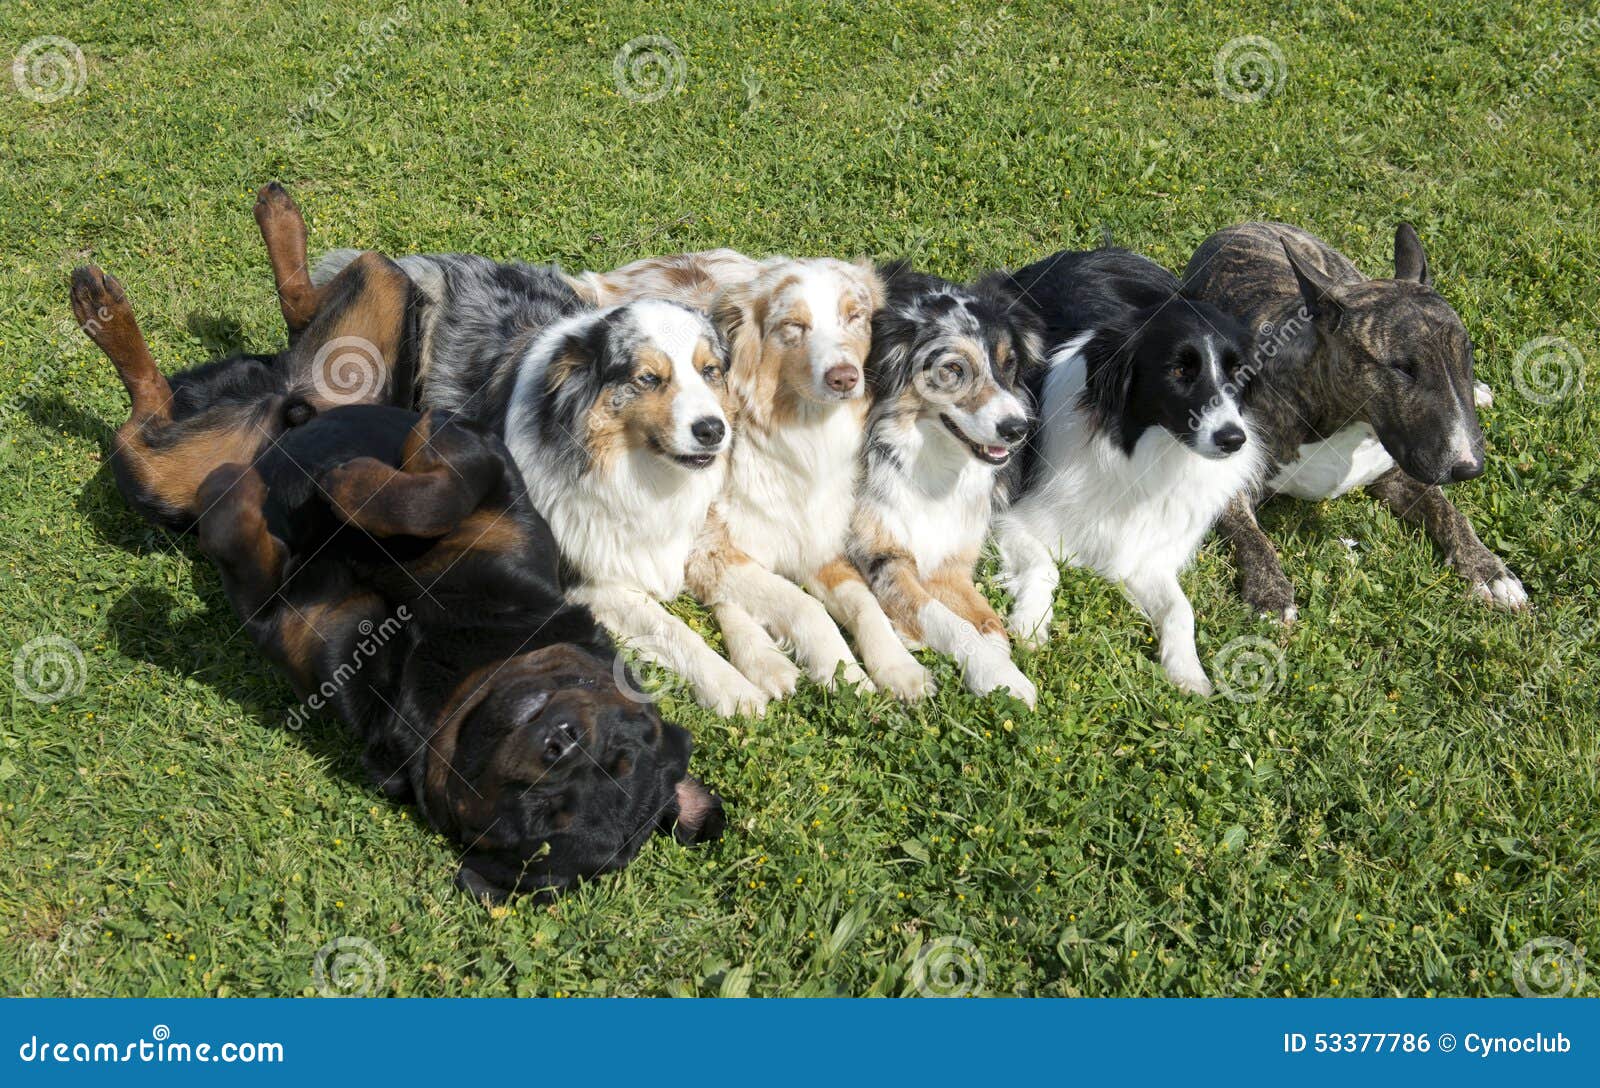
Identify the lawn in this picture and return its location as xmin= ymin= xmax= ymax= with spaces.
xmin=1 ymin=0 xmax=1596 ymax=998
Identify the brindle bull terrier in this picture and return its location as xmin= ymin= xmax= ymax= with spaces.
xmin=1181 ymin=221 xmax=1527 ymax=621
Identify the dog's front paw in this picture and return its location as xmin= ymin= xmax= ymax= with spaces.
xmin=964 ymin=648 xmax=1037 ymax=708
xmin=734 ymin=645 xmax=801 ymax=700
xmin=1005 ymin=605 xmax=1053 ymax=650
xmin=1473 ymin=572 xmax=1529 ymax=612
xmin=1164 ymin=657 xmax=1213 ymax=697
xmin=1239 ymin=570 xmax=1296 ymax=625
xmin=700 ymin=673 xmax=772 ymax=718
xmin=873 ymin=656 xmax=935 ymax=703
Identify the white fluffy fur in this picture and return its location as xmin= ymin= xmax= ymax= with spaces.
xmin=503 ymin=305 xmax=767 ymax=717
xmin=995 ymin=336 xmax=1264 ymax=693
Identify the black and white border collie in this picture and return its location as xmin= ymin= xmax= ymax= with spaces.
xmin=313 ymin=250 xmax=768 ymax=716
xmin=847 ymin=264 xmax=1045 ymax=705
xmin=993 ymin=247 xmax=1260 ymax=694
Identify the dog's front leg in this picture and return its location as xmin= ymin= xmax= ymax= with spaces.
xmin=1217 ymin=493 xmax=1298 ymax=623
xmin=194 ymin=464 xmax=288 ymax=620
xmin=571 ymin=584 xmax=770 ymax=717
xmin=992 ymin=516 xmax=1061 ymax=647
xmin=686 ymin=517 xmax=868 ymax=691
xmin=1123 ymin=567 xmax=1211 ymax=695
xmin=1365 ymin=468 xmax=1528 ymax=610
xmin=807 ymin=559 xmax=934 ymax=702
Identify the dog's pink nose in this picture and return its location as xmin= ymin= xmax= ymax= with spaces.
xmin=825 ymin=364 xmax=859 ymax=393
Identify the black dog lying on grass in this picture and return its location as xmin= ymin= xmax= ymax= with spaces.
xmin=69 ymin=250 xmax=724 ymax=900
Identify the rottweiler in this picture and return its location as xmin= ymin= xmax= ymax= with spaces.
xmin=68 ymin=206 xmax=725 ymax=899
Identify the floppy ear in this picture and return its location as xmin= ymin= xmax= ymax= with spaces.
xmin=1280 ymin=239 xmax=1344 ymax=325
xmin=659 ymin=776 xmax=727 ymax=846
xmin=1393 ymin=222 xmax=1432 ymax=286
xmin=711 ymin=281 xmax=762 ymax=381
xmin=854 ymin=258 xmax=886 ymax=312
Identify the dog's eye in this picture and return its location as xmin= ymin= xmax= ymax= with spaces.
xmin=636 ymin=372 xmax=663 ymax=389
xmin=1392 ymin=356 xmax=1418 ymax=380
xmin=700 ymin=364 xmax=722 ymax=382
xmin=778 ymin=321 xmax=808 ymax=342
xmin=939 ymin=360 xmax=965 ymax=385
xmin=843 ymin=309 xmax=867 ymax=328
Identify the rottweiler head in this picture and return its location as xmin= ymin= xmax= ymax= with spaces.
xmin=430 ymin=644 xmax=724 ymax=901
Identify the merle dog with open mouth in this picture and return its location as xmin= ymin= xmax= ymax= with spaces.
xmin=846 ymin=263 xmax=1045 ymax=705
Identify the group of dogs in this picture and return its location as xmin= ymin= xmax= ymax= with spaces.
xmin=71 ymin=183 xmax=1525 ymax=897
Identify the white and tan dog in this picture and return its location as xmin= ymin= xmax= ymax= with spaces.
xmin=576 ymin=252 xmax=934 ymax=700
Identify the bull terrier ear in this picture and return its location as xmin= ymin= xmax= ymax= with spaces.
xmin=1394 ymin=223 xmax=1432 ymax=286
xmin=1280 ymin=239 xmax=1344 ymax=325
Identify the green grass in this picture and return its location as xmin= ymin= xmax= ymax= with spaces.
xmin=2 ymin=0 xmax=1596 ymax=997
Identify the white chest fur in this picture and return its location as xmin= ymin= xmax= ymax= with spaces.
xmin=864 ymin=416 xmax=996 ymax=574
xmin=1003 ymin=344 xmax=1263 ymax=581
xmin=720 ymin=404 xmax=862 ymax=580
xmin=1266 ymin=423 xmax=1395 ymax=500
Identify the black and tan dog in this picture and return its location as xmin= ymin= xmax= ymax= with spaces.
xmin=69 ymin=229 xmax=724 ymax=899
xmin=1182 ymin=222 xmax=1527 ymax=620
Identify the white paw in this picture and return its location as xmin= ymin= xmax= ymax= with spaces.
xmin=1164 ymin=658 xmax=1213 ymax=696
xmin=1260 ymin=603 xmax=1297 ymax=625
xmin=736 ymin=647 xmax=800 ymax=700
xmin=873 ymin=656 xmax=935 ymax=702
xmin=1473 ymin=381 xmax=1494 ymax=409
xmin=1006 ymin=607 xmax=1052 ymax=650
xmin=965 ymin=649 xmax=1037 ymax=708
xmin=1473 ymin=573 xmax=1529 ymax=611
xmin=700 ymin=674 xmax=771 ymax=718
xmin=830 ymin=660 xmax=876 ymax=693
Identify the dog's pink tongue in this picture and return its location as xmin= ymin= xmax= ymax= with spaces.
xmin=986 ymin=445 xmax=1009 ymax=458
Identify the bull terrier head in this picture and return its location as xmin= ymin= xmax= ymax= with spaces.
xmin=1282 ymin=224 xmax=1484 ymax=485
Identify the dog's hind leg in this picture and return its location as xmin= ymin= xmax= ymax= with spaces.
xmin=993 ymin=516 xmax=1060 ymax=647
xmin=71 ymin=266 xmax=172 ymax=423
xmin=1123 ymin=566 xmax=1210 ymax=695
xmin=254 ymin=182 xmax=322 ymax=337
xmin=1365 ymin=467 xmax=1528 ymax=610
xmin=280 ymin=250 xmax=415 ymax=410
xmin=194 ymin=463 xmax=288 ymax=620
xmin=1217 ymin=494 xmax=1297 ymax=623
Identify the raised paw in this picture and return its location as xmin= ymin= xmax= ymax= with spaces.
xmin=1473 ymin=572 xmax=1529 ymax=612
xmin=69 ymin=265 xmax=132 ymax=343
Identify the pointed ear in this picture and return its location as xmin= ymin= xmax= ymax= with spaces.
xmin=1393 ymin=222 xmax=1432 ymax=286
xmin=1280 ymin=239 xmax=1344 ymax=324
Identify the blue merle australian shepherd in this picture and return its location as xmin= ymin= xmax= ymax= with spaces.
xmin=846 ymin=263 xmax=1045 ymax=705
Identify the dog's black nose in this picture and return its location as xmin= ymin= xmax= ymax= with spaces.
xmin=996 ymin=416 xmax=1029 ymax=444
xmin=1212 ymin=424 xmax=1247 ymax=454
xmin=690 ymin=417 xmax=726 ymax=448
xmin=540 ymin=719 xmax=581 ymax=765
xmin=1449 ymin=458 xmax=1484 ymax=482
